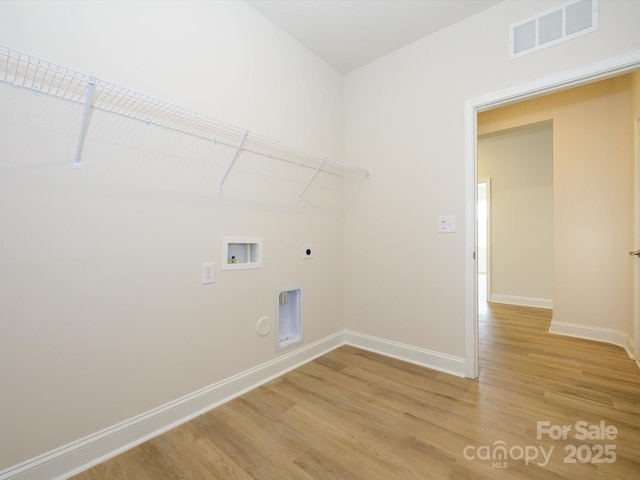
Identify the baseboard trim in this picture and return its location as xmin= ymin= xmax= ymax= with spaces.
xmin=1 ymin=330 xmax=468 ymax=480
xmin=490 ymin=294 xmax=553 ymax=309
xmin=344 ymin=330 xmax=466 ymax=378
xmin=0 ymin=331 xmax=345 ymax=480
xmin=549 ymin=320 xmax=634 ymax=359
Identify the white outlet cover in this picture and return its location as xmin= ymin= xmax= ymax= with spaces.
xmin=201 ymin=262 xmax=215 ymax=284
xmin=303 ymin=244 xmax=313 ymax=259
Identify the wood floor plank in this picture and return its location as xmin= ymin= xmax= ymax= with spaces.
xmin=150 ymin=422 xmax=254 ymax=480
xmin=72 ymin=302 xmax=640 ymax=479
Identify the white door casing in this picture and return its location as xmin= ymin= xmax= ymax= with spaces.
xmin=634 ymin=119 xmax=640 ymax=365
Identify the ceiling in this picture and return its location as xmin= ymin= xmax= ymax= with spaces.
xmin=245 ymin=0 xmax=501 ymax=73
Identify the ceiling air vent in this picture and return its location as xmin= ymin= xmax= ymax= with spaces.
xmin=510 ymin=0 xmax=598 ymax=59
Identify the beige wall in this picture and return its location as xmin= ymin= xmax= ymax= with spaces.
xmin=478 ymin=122 xmax=553 ymax=306
xmin=634 ymin=71 xmax=640 ymax=119
xmin=478 ymin=76 xmax=634 ymax=334
xmin=0 ymin=0 xmax=345 ymax=470
xmin=343 ymin=0 xmax=640 ymax=357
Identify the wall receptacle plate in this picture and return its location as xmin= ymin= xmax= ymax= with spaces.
xmin=303 ymin=244 xmax=313 ymax=259
xmin=201 ymin=263 xmax=215 ymax=284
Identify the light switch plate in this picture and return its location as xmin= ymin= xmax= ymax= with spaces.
xmin=438 ymin=216 xmax=456 ymax=233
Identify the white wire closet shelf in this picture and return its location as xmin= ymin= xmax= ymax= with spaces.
xmin=0 ymin=45 xmax=370 ymax=198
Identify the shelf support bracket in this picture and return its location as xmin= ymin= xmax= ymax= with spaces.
xmin=298 ymin=157 xmax=327 ymax=199
xmin=219 ymin=131 xmax=248 ymax=189
xmin=73 ymin=77 xmax=96 ymax=169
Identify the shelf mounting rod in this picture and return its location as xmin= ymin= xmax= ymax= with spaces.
xmin=72 ymin=78 xmax=96 ymax=169
xmin=219 ymin=131 xmax=249 ymax=189
xmin=298 ymin=157 xmax=327 ymax=199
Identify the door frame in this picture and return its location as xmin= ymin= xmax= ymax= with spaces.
xmin=477 ymin=178 xmax=491 ymax=302
xmin=464 ymin=51 xmax=640 ymax=379
xmin=635 ymin=118 xmax=640 ymax=367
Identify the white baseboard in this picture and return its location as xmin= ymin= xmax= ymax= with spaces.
xmin=0 ymin=332 xmax=345 ymax=480
xmin=490 ymin=294 xmax=553 ymax=309
xmin=0 ymin=330 xmax=468 ymax=480
xmin=549 ymin=320 xmax=634 ymax=359
xmin=344 ymin=330 xmax=466 ymax=378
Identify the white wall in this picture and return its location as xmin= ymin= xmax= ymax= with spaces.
xmin=478 ymin=122 xmax=553 ymax=307
xmin=0 ymin=0 xmax=345 ymax=470
xmin=343 ymin=0 xmax=640 ymax=358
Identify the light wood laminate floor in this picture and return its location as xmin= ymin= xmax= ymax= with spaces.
xmin=73 ymin=303 xmax=640 ymax=479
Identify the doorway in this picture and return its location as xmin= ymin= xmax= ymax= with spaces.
xmin=477 ymin=122 xmax=553 ymax=309
xmin=464 ymin=54 xmax=640 ymax=379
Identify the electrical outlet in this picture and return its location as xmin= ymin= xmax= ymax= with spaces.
xmin=303 ymin=244 xmax=313 ymax=259
xmin=201 ymin=263 xmax=215 ymax=284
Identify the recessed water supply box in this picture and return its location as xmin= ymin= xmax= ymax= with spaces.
xmin=222 ymin=236 xmax=263 ymax=270
xmin=276 ymin=288 xmax=302 ymax=351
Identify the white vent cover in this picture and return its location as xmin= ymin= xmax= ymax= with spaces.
xmin=510 ymin=0 xmax=598 ymax=59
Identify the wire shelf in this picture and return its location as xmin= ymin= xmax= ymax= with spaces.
xmin=0 ymin=45 xmax=369 ymax=195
